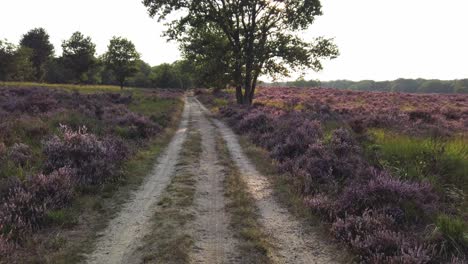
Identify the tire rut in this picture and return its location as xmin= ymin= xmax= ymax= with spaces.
xmin=194 ymin=98 xmax=342 ymax=264
xmin=84 ymin=97 xmax=191 ymax=264
xmin=189 ymin=97 xmax=239 ymax=263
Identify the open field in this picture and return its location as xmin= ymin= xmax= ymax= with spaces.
xmin=0 ymin=83 xmax=184 ymax=262
xmin=1 ymin=82 xmax=466 ymax=264
xmin=198 ymin=86 xmax=468 ymax=263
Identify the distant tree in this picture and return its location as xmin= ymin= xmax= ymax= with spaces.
xmin=180 ymin=25 xmax=232 ymax=92
xmin=419 ymin=80 xmax=449 ymax=93
xmin=453 ymin=79 xmax=468 ymax=94
xmin=152 ymin=63 xmax=179 ymax=88
xmin=0 ymin=39 xmax=16 ymax=80
xmin=172 ymin=60 xmax=196 ymax=89
xmin=391 ymin=79 xmax=419 ymax=93
xmin=19 ymin=28 xmax=54 ymax=81
xmin=127 ymin=60 xmax=153 ymax=88
xmin=102 ymin=37 xmax=140 ymax=89
xmin=0 ymin=40 xmax=35 ymax=81
xmin=62 ymin=32 xmax=97 ymax=83
xmin=10 ymin=47 xmax=35 ymax=81
xmin=44 ymin=57 xmax=74 ymax=84
xmin=144 ymin=0 xmax=339 ymax=105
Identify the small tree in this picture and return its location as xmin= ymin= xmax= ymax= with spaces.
xmin=19 ymin=28 xmax=54 ymax=81
xmin=62 ymin=32 xmax=97 ymax=83
xmin=0 ymin=40 xmax=34 ymax=81
xmin=0 ymin=39 xmax=16 ymax=81
xmin=143 ymin=0 xmax=339 ymax=105
xmin=103 ymin=37 xmax=140 ymax=89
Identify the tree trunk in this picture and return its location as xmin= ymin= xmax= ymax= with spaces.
xmin=235 ymin=85 xmax=243 ymax=104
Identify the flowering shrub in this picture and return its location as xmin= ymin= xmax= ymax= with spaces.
xmin=7 ymin=143 xmax=32 ymax=166
xmin=0 ymin=168 xmax=73 ymax=240
xmin=335 ymin=170 xmax=438 ymax=221
xmin=114 ymin=112 xmax=161 ymax=139
xmin=44 ymin=125 xmax=127 ymax=185
xmin=204 ymin=87 xmax=466 ymax=263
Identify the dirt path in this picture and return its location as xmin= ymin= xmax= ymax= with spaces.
xmin=84 ymin=97 xmax=191 ymax=264
xmin=189 ymin=98 xmax=239 ymax=263
xmin=84 ymin=96 xmax=340 ymax=264
xmin=194 ymin=99 xmax=341 ymax=264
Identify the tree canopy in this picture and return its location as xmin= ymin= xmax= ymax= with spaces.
xmin=102 ymin=37 xmax=140 ymax=89
xmin=19 ymin=28 xmax=54 ymax=81
xmin=143 ymin=0 xmax=339 ymax=104
xmin=62 ymin=32 xmax=97 ymax=83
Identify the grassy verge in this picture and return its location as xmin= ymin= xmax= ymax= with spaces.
xmin=5 ymin=90 xmax=185 ymax=263
xmin=137 ymin=122 xmax=201 ymax=264
xmin=0 ymin=81 xmax=126 ymax=93
xmin=215 ymin=133 xmax=274 ymax=264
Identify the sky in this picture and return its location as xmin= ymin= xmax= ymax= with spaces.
xmin=1 ymin=0 xmax=467 ymax=82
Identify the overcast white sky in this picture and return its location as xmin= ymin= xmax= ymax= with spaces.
xmin=1 ymin=0 xmax=467 ymax=81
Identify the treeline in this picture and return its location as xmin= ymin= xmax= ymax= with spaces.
xmin=269 ymin=78 xmax=468 ymax=94
xmin=0 ymin=28 xmax=197 ymax=89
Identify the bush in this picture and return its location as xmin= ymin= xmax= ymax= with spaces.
xmin=0 ymin=168 xmax=74 ymax=241
xmin=7 ymin=143 xmax=32 ymax=166
xmin=44 ymin=125 xmax=127 ymax=185
xmin=331 ymin=210 xmax=432 ymax=263
xmin=336 ymin=170 xmax=438 ymax=222
xmin=113 ymin=112 xmax=161 ymax=139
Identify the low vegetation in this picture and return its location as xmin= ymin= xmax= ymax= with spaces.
xmin=0 ymin=84 xmax=184 ymax=259
xmin=198 ymin=86 xmax=467 ymax=263
xmin=215 ymin=133 xmax=273 ymax=263
xmin=139 ymin=125 xmax=201 ymax=263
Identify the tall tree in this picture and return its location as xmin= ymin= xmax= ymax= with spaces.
xmin=144 ymin=0 xmax=339 ymax=104
xmin=0 ymin=40 xmax=34 ymax=81
xmin=102 ymin=37 xmax=140 ymax=89
xmin=181 ymin=25 xmax=232 ymax=92
xmin=0 ymin=39 xmax=16 ymax=81
xmin=62 ymin=32 xmax=97 ymax=83
xmin=19 ymin=28 xmax=54 ymax=81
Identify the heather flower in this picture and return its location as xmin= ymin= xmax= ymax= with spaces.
xmin=44 ymin=125 xmax=128 ymax=185
xmin=7 ymin=143 xmax=32 ymax=166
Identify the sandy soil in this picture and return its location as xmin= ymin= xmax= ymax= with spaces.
xmin=84 ymin=96 xmax=342 ymax=264
xmin=189 ymin=97 xmax=239 ymax=263
xmin=84 ymin=97 xmax=191 ymax=264
xmin=194 ymin=98 xmax=342 ymax=264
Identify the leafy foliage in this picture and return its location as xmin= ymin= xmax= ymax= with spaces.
xmin=102 ymin=37 xmax=140 ymax=89
xmin=61 ymin=32 xmax=97 ymax=83
xmin=144 ymin=0 xmax=339 ymax=104
xmin=19 ymin=28 xmax=54 ymax=81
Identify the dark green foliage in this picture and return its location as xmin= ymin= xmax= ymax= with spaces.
xmin=0 ymin=40 xmax=34 ymax=81
xmin=270 ymin=78 xmax=468 ymax=94
xmin=19 ymin=28 xmax=54 ymax=81
xmin=102 ymin=37 xmax=140 ymax=89
xmin=61 ymin=32 xmax=97 ymax=83
xmin=143 ymin=0 xmax=339 ymax=104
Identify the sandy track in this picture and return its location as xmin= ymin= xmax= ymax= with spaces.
xmin=189 ymin=98 xmax=239 ymax=264
xmin=194 ymin=99 xmax=341 ymax=264
xmin=84 ymin=97 xmax=191 ymax=264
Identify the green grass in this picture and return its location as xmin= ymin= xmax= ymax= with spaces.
xmin=366 ymin=129 xmax=468 ymax=222
xmin=368 ymin=129 xmax=467 ymax=188
xmin=433 ymin=214 xmax=468 ymax=257
xmin=2 ymin=83 xmax=185 ymax=263
xmin=0 ymin=81 xmax=126 ymax=93
xmin=139 ymin=125 xmax=201 ymax=264
xmin=216 ymin=133 xmax=274 ymax=264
